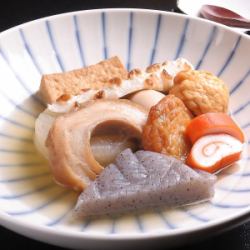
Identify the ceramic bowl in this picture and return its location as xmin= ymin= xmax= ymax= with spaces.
xmin=0 ymin=8 xmax=249 ymax=249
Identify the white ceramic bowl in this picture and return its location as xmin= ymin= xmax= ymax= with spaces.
xmin=0 ymin=8 xmax=249 ymax=249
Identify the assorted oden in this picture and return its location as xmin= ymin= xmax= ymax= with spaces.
xmin=34 ymin=56 xmax=244 ymax=217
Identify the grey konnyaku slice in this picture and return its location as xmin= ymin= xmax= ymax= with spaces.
xmin=74 ymin=149 xmax=216 ymax=217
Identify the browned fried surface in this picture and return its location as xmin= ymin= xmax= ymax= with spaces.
xmin=142 ymin=95 xmax=193 ymax=161
xmin=39 ymin=56 xmax=128 ymax=104
xmin=169 ymin=70 xmax=229 ymax=115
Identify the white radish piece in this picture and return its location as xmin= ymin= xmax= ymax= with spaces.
xmin=91 ymin=135 xmax=138 ymax=166
xmin=34 ymin=109 xmax=59 ymax=159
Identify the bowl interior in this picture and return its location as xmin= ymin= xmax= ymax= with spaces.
xmin=0 ymin=9 xmax=249 ymax=238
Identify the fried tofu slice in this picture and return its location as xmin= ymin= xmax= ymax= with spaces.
xmin=39 ymin=56 xmax=128 ymax=104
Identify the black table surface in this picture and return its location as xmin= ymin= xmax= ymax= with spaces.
xmin=0 ymin=0 xmax=250 ymax=249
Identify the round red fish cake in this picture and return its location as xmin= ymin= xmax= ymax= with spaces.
xmin=142 ymin=95 xmax=193 ymax=161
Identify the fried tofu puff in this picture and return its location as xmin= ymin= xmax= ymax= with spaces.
xmin=142 ymin=95 xmax=193 ymax=161
xmin=170 ymin=70 xmax=229 ymax=116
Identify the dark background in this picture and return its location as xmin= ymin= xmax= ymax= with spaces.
xmin=0 ymin=0 xmax=250 ymax=249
